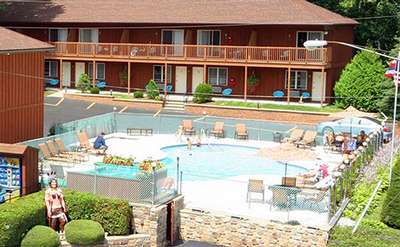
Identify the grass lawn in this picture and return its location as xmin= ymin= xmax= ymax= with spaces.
xmin=44 ymin=90 xmax=56 ymax=96
xmin=210 ymin=101 xmax=342 ymax=113
xmin=112 ymin=93 xmax=133 ymax=100
xmin=328 ymin=225 xmax=400 ymax=247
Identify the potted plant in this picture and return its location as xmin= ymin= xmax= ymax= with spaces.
xmin=247 ymin=73 xmax=259 ymax=94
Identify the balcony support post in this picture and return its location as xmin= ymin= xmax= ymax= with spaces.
xmin=164 ymin=62 xmax=168 ymax=98
xmin=127 ymin=62 xmax=131 ymax=94
xmin=244 ymin=66 xmax=248 ymax=101
xmin=203 ymin=64 xmax=207 ymax=84
xmin=92 ymin=60 xmax=96 ymax=87
xmin=321 ymin=67 xmax=325 ymax=106
xmin=59 ymin=59 xmax=63 ymax=89
xmin=287 ymin=67 xmax=291 ymax=104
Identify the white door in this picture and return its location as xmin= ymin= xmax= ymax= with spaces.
xmin=312 ymin=72 xmax=326 ymax=101
xmin=62 ymin=62 xmax=71 ymax=87
xmin=75 ymin=62 xmax=85 ymax=84
xmin=192 ymin=67 xmax=204 ymax=92
xmin=175 ymin=66 xmax=187 ymax=94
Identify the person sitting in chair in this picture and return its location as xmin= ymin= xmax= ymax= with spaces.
xmin=93 ymin=132 xmax=108 ymax=154
xmin=357 ymin=130 xmax=367 ymax=147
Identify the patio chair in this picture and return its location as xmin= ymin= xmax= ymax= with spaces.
xmin=46 ymin=140 xmax=70 ymax=158
xmin=281 ymin=177 xmax=297 ymax=187
xmin=299 ymin=189 xmax=328 ymax=212
xmin=222 ymin=88 xmax=232 ymax=96
xmin=247 ymin=179 xmax=265 ymax=203
xmin=234 ymin=124 xmax=248 ymax=139
xmin=38 ymin=143 xmax=71 ymax=162
xmin=210 ymin=122 xmax=225 ymax=138
xmin=272 ymin=90 xmax=284 ymax=98
xmin=282 ymin=128 xmax=304 ymax=143
xmin=77 ymin=131 xmax=98 ymax=154
xmin=182 ymin=120 xmax=196 ymax=135
xmin=55 ymin=138 xmax=88 ymax=162
xmin=268 ymin=185 xmax=301 ymax=210
xmin=295 ymin=130 xmax=317 ymax=148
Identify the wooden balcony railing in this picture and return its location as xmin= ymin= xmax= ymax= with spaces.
xmin=49 ymin=42 xmax=329 ymax=65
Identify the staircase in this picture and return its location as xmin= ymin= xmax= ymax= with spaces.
xmin=163 ymin=99 xmax=186 ymax=112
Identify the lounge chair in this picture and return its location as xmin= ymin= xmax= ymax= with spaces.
xmin=38 ymin=143 xmax=71 ymax=162
xmin=235 ymin=124 xmax=248 ymax=139
xmin=247 ymin=179 xmax=265 ymax=203
xmin=182 ymin=120 xmax=196 ymax=135
xmin=47 ymin=140 xmax=83 ymax=163
xmin=295 ymin=130 xmax=317 ymax=148
xmin=55 ymin=138 xmax=88 ymax=162
xmin=77 ymin=131 xmax=99 ymax=154
xmin=299 ymin=189 xmax=328 ymax=212
xmin=210 ymin=122 xmax=225 ymax=138
xmin=282 ymin=128 xmax=304 ymax=143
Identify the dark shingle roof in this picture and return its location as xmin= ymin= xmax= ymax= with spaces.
xmin=0 ymin=0 xmax=357 ymax=26
xmin=0 ymin=27 xmax=53 ymax=53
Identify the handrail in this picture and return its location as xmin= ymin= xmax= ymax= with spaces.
xmin=49 ymin=42 xmax=329 ymax=64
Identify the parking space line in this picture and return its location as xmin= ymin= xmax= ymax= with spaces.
xmin=119 ymin=106 xmax=128 ymax=113
xmin=86 ymin=102 xmax=96 ymax=110
xmin=153 ymin=109 xmax=162 ymax=117
xmin=44 ymin=97 xmax=64 ymax=107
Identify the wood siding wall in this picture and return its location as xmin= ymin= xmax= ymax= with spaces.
xmin=0 ymin=52 xmax=44 ymax=143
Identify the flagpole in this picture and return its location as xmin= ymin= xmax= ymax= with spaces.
xmin=389 ymin=52 xmax=400 ymax=185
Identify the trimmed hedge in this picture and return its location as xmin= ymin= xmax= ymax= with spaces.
xmin=0 ymin=192 xmax=46 ymax=247
xmin=20 ymin=225 xmax=60 ymax=247
xmin=133 ymin=90 xmax=144 ymax=98
xmin=193 ymin=83 xmax=212 ymax=103
xmin=0 ymin=190 xmax=131 ymax=247
xmin=381 ymin=157 xmax=400 ymax=228
xmin=65 ymin=220 xmax=105 ymax=245
xmin=90 ymin=87 xmax=100 ymax=94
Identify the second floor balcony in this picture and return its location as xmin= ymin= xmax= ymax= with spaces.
xmin=48 ymin=42 xmax=331 ymax=67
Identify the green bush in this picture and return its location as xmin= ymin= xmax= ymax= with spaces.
xmin=63 ymin=190 xmax=131 ymax=235
xmin=20 ymin=225 xmax=60 ymax=247
xmin=154 ymin=95 xmax=164 ymax=101
xmin=381 ymin=157 xmax=400 ymax=228
xmin=145 ymin=80 xmax=160 ymax=99
xmin=90 ymin=87 xmax=100 ymax=94
xmin=0 ymin=191 xmax=46 ymax=247
xmin=133 ymin=91 xmax=144 ymax=98
xmin=193 ymin=83 xmax=213 ymax=103
xmin=76 ymin=73 xmax=92 ymax=93
xmin=334 ymin=50 xmax=391 ymax=112
xmin=65 ymin=220 xmax=104 ymax=245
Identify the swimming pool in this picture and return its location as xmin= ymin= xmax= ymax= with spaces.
xmin=82 ymin=144 xmax=307 ymax=182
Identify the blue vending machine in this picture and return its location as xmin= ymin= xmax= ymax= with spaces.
xmin=0 ymin=156 xmax=22 ymax=202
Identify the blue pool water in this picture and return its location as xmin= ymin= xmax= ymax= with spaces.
xmin=83 ymin=144 xmax=307 ymax=181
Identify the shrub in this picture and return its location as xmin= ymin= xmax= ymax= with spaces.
xmin=133 ymin=91 xmax=144 ymax=98
xmin=76 ymin=73 xmax=92 ymax=93
xmin=334 ymin=50 xmax=391 ymax=112
xmin=193 ymin=83 xmax=213 ymax=103
xmin=65 ymin=220 xmax=105 ymax=245
xmin=154 ymin=95 xmax=164 ymax=101
xmin=377 ymin=79 xmax=400 ymax=120
xmin=0 ymin=191 xmax=46 ymax=247
xmin=145 ymin=80 xmax=159 ymax=99
xmin=63 ymin=190 xmax=131 ymax=235
xmin=20 ymin=226 xmax=60 ymax=247
xmin=381 ymin=156 xmax=400 ymax=228
xmin=90 ymin=87 xmax=100 ymax=94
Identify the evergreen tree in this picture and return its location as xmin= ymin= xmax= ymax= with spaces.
xmin=381 ymin=157 xmax=400 ymax=228
xmin=76 ymin=73 xmax=91 ymax=93
xmin=334 ymin=50 xmax=390 ymax=111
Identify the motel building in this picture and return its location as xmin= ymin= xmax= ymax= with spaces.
xmin=0 ymin=1 xmax=356 ymax=104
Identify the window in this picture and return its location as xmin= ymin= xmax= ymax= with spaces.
xmin=79 ymin=29 xmax=99 ymax=43
xmin=45 ymin=61 xmax=58 ymax=78
xmin=88 ymin=63 xmax=105 ymax=80
xmin=285 ymin=70 xmax=307 ymax=90
xmin=296 ymin=31 xmax=324 ymax=47
xmin=153 ymin=65 xmax=172 ymax=84
xmin=48 ymin=29 xmax=68 ymax=42
xmin=197 ymin=30 xmax=221 ymax=46
xmin=208 ymin=67 xmax=228 ymax=86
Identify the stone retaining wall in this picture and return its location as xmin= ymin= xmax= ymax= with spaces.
xmin=60 ymin=234 xmax=150 ymax=247
xmin=185 ymin=104 xmax=331 ymax=125
xmin=180 ymin=208 xmax=329 ymax=247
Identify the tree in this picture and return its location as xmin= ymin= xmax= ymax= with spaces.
xmin=334 ymin=50 xmax=390 ymax=111
xmin=381 ymin=156 xmax=400 ymax=228
xmin=76 ymin=73 xmax=91 ymax=93
xmin=145 ymin=80 xmax=160 ymax=99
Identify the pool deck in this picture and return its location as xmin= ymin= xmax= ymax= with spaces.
xmin=54 ymin=133 xmax=342 ymax=228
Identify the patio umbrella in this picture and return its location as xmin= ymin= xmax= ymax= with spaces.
xmin=329 ymin=106 xmax=376 ymax=136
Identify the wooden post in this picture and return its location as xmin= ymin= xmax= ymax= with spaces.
xmin=244 ymin=66 xmax=248 ymax=101
xmin=321 ymin=67 xmax=325 ymax=106
xmin=127 ymin=62 xmax=131 ymax=94
xmin=164 ymin=63 xmax=168 ymax=98
xmin=287 ymin=67 xmax=291 ymax=104
xmin=59 ymin=59 xmax=63 ymax=89
xmin=203 ymin=64 xmax=207 ymax=83
xmin=92 ymin=61 xmax=96 ymax=87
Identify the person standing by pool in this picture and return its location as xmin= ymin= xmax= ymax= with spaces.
xmin=45 ymin=178 xmax=68 ymax=233
xmin=196 ymin=134 xmax=202 ymax=147
xmin=93 ymin=132 xmax=108 ymax=154
xmin=187 ymin=138 xmax=192 ymax=150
